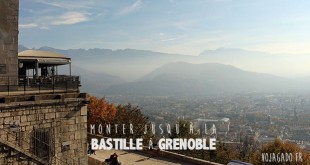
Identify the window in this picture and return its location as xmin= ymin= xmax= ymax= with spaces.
xmin=0 ymin=64 xmax=6 ymax=74
xmin=32 ymin=128 xmax=53 ymax=161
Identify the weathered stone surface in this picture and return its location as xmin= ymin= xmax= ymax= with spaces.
xmin=27 ymin=114 xmax=36 ymax=122
xmin=81 ymin=115 xmax=87 ymax=123
xmin=0 ymin=0 xmax=18 ymax=84
xmin=4 ymin=116 xmax=13 ymax=124
xmin=2 ymin=112 xmax=11 ymax=117
xmin=81 ymin=106 xmax=87 ymax=116
xmin=0 ymin=93 xmax=88 ymax=164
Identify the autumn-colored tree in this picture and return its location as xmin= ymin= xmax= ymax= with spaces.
xmin=87 ymin=96 xmax=117 ymax=125
xmin=88 ymin=99 xmax=152 ymax=141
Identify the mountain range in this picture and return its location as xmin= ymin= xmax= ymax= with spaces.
xmin=18 ymin=45 xmax=310 ymax=97
xmin=103 ymin=62 xmax=305 ymax=97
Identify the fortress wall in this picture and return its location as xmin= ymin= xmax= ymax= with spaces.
xmin=0 ymin=93 xmax=89 ymax=165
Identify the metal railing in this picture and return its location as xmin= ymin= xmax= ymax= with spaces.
xmin=0 ymin=75 xmax=80 ymax=96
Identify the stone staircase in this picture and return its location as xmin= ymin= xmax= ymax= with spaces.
xmin=0 ymin=138 xmax=46 ymax=164
xmin=0 ymin=128 xmax=48 ymax=164
xmin=0 ymin=128 xmax=81 ymax=165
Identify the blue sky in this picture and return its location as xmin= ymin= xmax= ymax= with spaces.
xmin=19 ymin=0 xmax=310 ymax=55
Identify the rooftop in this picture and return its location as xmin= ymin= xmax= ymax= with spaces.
xmin=18 ymin=50 xmax=71 ymax=65
xmin=18 ymin=50 xmax=70 ymax=59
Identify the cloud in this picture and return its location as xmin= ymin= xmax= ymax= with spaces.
xmin=36 ymin=1 xmax=66 ymax=9
xmin=19 ymin=23 xmax=38 ymax=28
xmin=35 ymin=0 xmax=95 ymax=10
xmin=38 ymin=26 xmax=50 ymax=30
xmin=159 ymin=32 xmax=187 ymax=42
xmin=20 ymin=12 xmax=90 ymax=30
xmin=51 ymin=12 xmax=89 ymax=25
xmin=118 ymin=0 xmax=143 ymax=15
xmin=21 ymin=1 xmax=100 ymax=30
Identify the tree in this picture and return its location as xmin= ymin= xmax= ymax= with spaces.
xmin=87 ymin=96 xmax=117 ymax=125
xmin=215 ymin=141 xmax=239 ymax=164
xmin=250 ymin=139 xmax=310 ymax=165
xmin=111 ymin=104 xmax=150 ymax=140
xmin=88 ymin=100 xmax=152 ymax=142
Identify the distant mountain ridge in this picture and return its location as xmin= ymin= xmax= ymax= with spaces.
xmin=18 ymin=45 xmax=196 ymax=81
xmin=18 ymin=45 xmax=310 ymax=97
xmin=19 ymin=45 xmax=310 ymax=80
xmin=103 ymin=62 xmax=305 ymax=97
xmin=70 ymin=66 xmax=125 ymax=95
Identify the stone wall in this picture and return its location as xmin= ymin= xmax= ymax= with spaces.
xmin=0 ymin=0 xmax=19 ymax=86
xmin=0 ymin=92 xmax=89 ymax=165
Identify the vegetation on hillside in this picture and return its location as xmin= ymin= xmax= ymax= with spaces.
xmin=87 ymin=96 xmax=152 ymax=142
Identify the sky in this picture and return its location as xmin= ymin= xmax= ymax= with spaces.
xmin=19 ymin=0 xmax=310 ymax=56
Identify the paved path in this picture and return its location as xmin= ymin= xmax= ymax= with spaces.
xmin=89 ymin=149 xmax=194 ymax=165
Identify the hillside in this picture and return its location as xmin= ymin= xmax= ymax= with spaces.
xmin=70 ymin=66 xmax=125 ymax=95
xmin=103 ymin=62 xmax=299 ymax=97
xmin=18 ymin=45 xmax=310 ymax=97
xmin=35 ymin=46 xmax=194 ymax=81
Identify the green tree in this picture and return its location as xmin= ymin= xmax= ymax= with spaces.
xmin=109 ymin=104 xmax=152 ymax=142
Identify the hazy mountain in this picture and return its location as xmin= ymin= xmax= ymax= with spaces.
xmin=34 ymin=46 xmax=194 ymax=81
xmin=103 ymin=62 xmax=302 ymax=97
xmin=18 ymin=45 xmax=310 ymax=97
xmin=198 ymin=48 xmax=277 ymax=65
xmin=19 ymin=45 xmax=310 ymax=80
xmin=19 ymin=45 xmax=203 ymax=81
xmin=18 ymin=45 xmax=29 ymax=52
xmin=199 ymin=48 xmax=310 ymax=78
xmin=18 ymin=45 xmax=126 ymax=95
xmin=67 ymin=66 xmax=125 ymax=96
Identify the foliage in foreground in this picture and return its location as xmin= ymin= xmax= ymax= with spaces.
xmin=87 ymin=96 xmax=152 ymax=141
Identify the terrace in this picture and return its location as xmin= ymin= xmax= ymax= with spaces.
xmin=0 ymin=50 xmax=80 ymax=96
